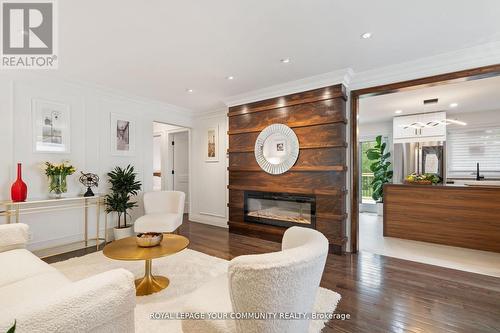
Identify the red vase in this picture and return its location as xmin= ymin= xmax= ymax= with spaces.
xmin=11 ymin=163 xmax=27 ymax=202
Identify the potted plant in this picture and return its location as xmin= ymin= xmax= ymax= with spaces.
xmin=105 ymin=165 xmax=142 ymax=240
xmin=405 ymin=173 xmax=442 ymax=185
xmin=366 ymin=135 xmax=393 ymax=215
xmin=44 ymin=161 xmax=76 ymax=198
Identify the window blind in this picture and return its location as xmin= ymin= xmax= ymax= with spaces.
xmin=447 ymin=127 xmax=500 ymax=178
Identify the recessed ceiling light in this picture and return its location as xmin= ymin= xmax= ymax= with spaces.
xmin=226 ymin=76 xmax=235 ymax=80
xmin=280 ymin=58 xmax=291 ymax=64
xmin=361 ymin=32 xmax=372 ymax=39
xmin=186 ymin=88 xmax=194 ymax=93
xmin=449 ymin=102 xmax=459 ymax=108
xmin=395 ymin=110 xmax=403 ymax=114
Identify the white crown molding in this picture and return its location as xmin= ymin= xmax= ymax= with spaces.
xmin=350 ymin=41 xmax=500 ymax=90
xmin=0 ymin=72 xmax=196 ymax=117
xmin=192 ymin=107 xmax=227 ymax=120
xmin=223 ymin=68 xmax=354 ymax=107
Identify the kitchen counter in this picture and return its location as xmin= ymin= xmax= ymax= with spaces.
xmin=383 ymin=183 xmax=500 ymax=252
xmin=391 ymin=182 xmax=500 ymax=189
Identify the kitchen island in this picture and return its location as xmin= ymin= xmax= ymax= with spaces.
xmin=384 ymin=183 xmax=500 ymax=252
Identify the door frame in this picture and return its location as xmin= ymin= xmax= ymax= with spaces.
xmin=166 ymin=128 xmax=191 ymax=213
xmin=350 ymin=64 xmax=500 ymax=253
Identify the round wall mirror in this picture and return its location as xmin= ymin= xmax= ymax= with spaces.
xmin=254 ymin=124 xmax=299 ymax=174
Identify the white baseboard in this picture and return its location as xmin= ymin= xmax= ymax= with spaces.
xmin=189 ymin=213 xmax=228 ymax=228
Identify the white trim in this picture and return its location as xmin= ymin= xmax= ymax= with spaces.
xmin=192 ymin=108 xmax=227 ymax=119
xmin=1 ymin=72 xmax=195 ymax=117
xmin=199 ymin=211 xmax=226 ymax=218
xmin=189 ymin=213 xmax=228 ymax=228
xmin=350 ymin=41 xmax=500 ymax=90
xmin=223 ymin=68 xmax=353 ymax=107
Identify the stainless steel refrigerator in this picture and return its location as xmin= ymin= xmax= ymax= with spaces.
xmin=393 ymin=141 xmax=445 ymax=183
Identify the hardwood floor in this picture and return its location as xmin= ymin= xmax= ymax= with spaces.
xmin=44 ymin=217 xmax=500 ymax=333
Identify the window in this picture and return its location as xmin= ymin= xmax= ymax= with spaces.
xmin=360 ymin=140 xmax=376 ymax=204
xmin=447 ymin=127 xmax=500 ymax=178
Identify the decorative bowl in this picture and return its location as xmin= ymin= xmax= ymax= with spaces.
xmin=136 ymin=233 xmax=163 ymax=247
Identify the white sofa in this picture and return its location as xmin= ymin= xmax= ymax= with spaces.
xmin=0 ymin=223 xmax=136 ymax=333
xmin=134 ymin=191 xmax=185 ymax=233
xmin=181 ymin=226 xmax=329 ymax=333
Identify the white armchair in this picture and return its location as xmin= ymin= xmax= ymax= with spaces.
xmin=0 ymin=223 xmax=136 ymax=333
xmin=181 ymin=226 xmax=329 ymax=333
xmin=134 ymin=191 xmax=185 ymax=234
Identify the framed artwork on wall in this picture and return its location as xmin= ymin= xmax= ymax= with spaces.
xmin=110 ymin=113 xmax=136 ymax=156
xmin=32 ymin=99 xmax=71 ymax=153
xmin=205 ymin=126 xmax=219 ymax=162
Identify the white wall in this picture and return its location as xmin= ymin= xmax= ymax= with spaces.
xmin=359 ymin=120 xmax=393 ymax=141
xmin=449 ymin=109 xmax=500 ymax=128
xmin=0 ymin=75 xmax=192 ymax=251
xmin=189 ymin=111 xmax=228 ymax=228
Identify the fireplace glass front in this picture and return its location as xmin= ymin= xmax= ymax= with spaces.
xmin=244 ymin=191 xmax=316 ymax=228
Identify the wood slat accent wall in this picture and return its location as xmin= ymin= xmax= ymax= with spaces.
xmin=227 ymin=84 xmax=348 ymax=254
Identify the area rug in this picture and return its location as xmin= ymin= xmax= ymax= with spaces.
xmin=51 ymin=249 xmax=341 ymax=332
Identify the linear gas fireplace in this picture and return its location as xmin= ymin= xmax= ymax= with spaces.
xmin=244 ymin=191 xmax=316 ymax=229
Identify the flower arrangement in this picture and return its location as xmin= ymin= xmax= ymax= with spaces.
xmin=44 ymin=161 xmax=76 ymax=198
xmin=44 ymin=161 xmax=76 ymax=177
xmin=405 ymin=173 xmax=442 ymax=185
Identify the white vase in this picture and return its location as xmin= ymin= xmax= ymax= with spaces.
xmin=377 ymin=202 xmax=384 ymax=216
xmin=113 ymin=226 xmax=134 ymax=240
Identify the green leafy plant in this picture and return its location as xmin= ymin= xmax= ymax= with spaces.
xmin=366 ymin=135 xmax=393 ymax=202
xmin=104 ymin=165 xmax=142 ymax=229
xmin=406 ymin=173 xmax=442 ymax=184
xmin=7 ymin=320 xmax=15 ymax=333
xmin=44 ymin=161 xmax=77 ymax=195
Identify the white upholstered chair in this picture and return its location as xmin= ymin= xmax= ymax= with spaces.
xmin=181 ymin=226 xmax=329 ymax=333
xmin=134 ymin=191 xmax=185 ymax=234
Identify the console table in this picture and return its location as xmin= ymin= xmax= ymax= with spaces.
xmin=0 ymin=195 xmax=107 ymax=254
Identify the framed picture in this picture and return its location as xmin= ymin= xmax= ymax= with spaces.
xmin=205 ymin=126 xmax=219 ymax=162
xmin=110 ymin=113 xmax=135 ymax=156
xmin=32 ymin=99 xmax=71 ymax=153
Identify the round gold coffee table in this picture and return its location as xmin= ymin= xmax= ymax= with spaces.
xmin=103 ymin=234 xmax=189 ymax=296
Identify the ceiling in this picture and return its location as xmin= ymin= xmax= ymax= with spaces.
xmin=359 ymin=75 xmax=500 ymax=124
xmin=48 ymin=0 xmax=500 ymax=113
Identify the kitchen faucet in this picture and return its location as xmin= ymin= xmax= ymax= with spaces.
xmin=476 ymin=163 xmax=485 ymax=181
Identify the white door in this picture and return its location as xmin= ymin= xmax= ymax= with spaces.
xmin=171 ymin=131 xmax=189 ymax=213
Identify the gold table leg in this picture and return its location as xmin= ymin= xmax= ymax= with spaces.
xmin=96 ymin=199 xmax=101 ymax=251
xmin=84 ymin=199 xmax=88 ymax=247
xmin=134 ymin=259 xmax=169 ymax=296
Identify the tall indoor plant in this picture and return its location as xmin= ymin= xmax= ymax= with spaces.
xmin=105 ymin=165 xmax=142 ymax=240
xmin=366 ymin=135 xmax=393 ymax=215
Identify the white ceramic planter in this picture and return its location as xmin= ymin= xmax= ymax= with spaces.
xmin=377 ymin=202 xmax=384 ymax=216
xmin=113 ymin=226 xmax=134 ymax=240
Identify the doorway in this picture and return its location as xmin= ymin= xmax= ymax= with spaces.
xmin=359 ymin=139 xmax=377 ymax=213
xmin=350 ymin=64 xmax=500 ymax=277
xmin=152 ymin=122 xmax=190 ymax=213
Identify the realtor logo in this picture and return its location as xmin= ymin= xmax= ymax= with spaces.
xmin=1 ymin=0 xmax=58 ymax=69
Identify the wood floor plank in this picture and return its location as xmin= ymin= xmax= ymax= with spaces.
xmin=43 ymin=216 xmax=500 ymax=333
